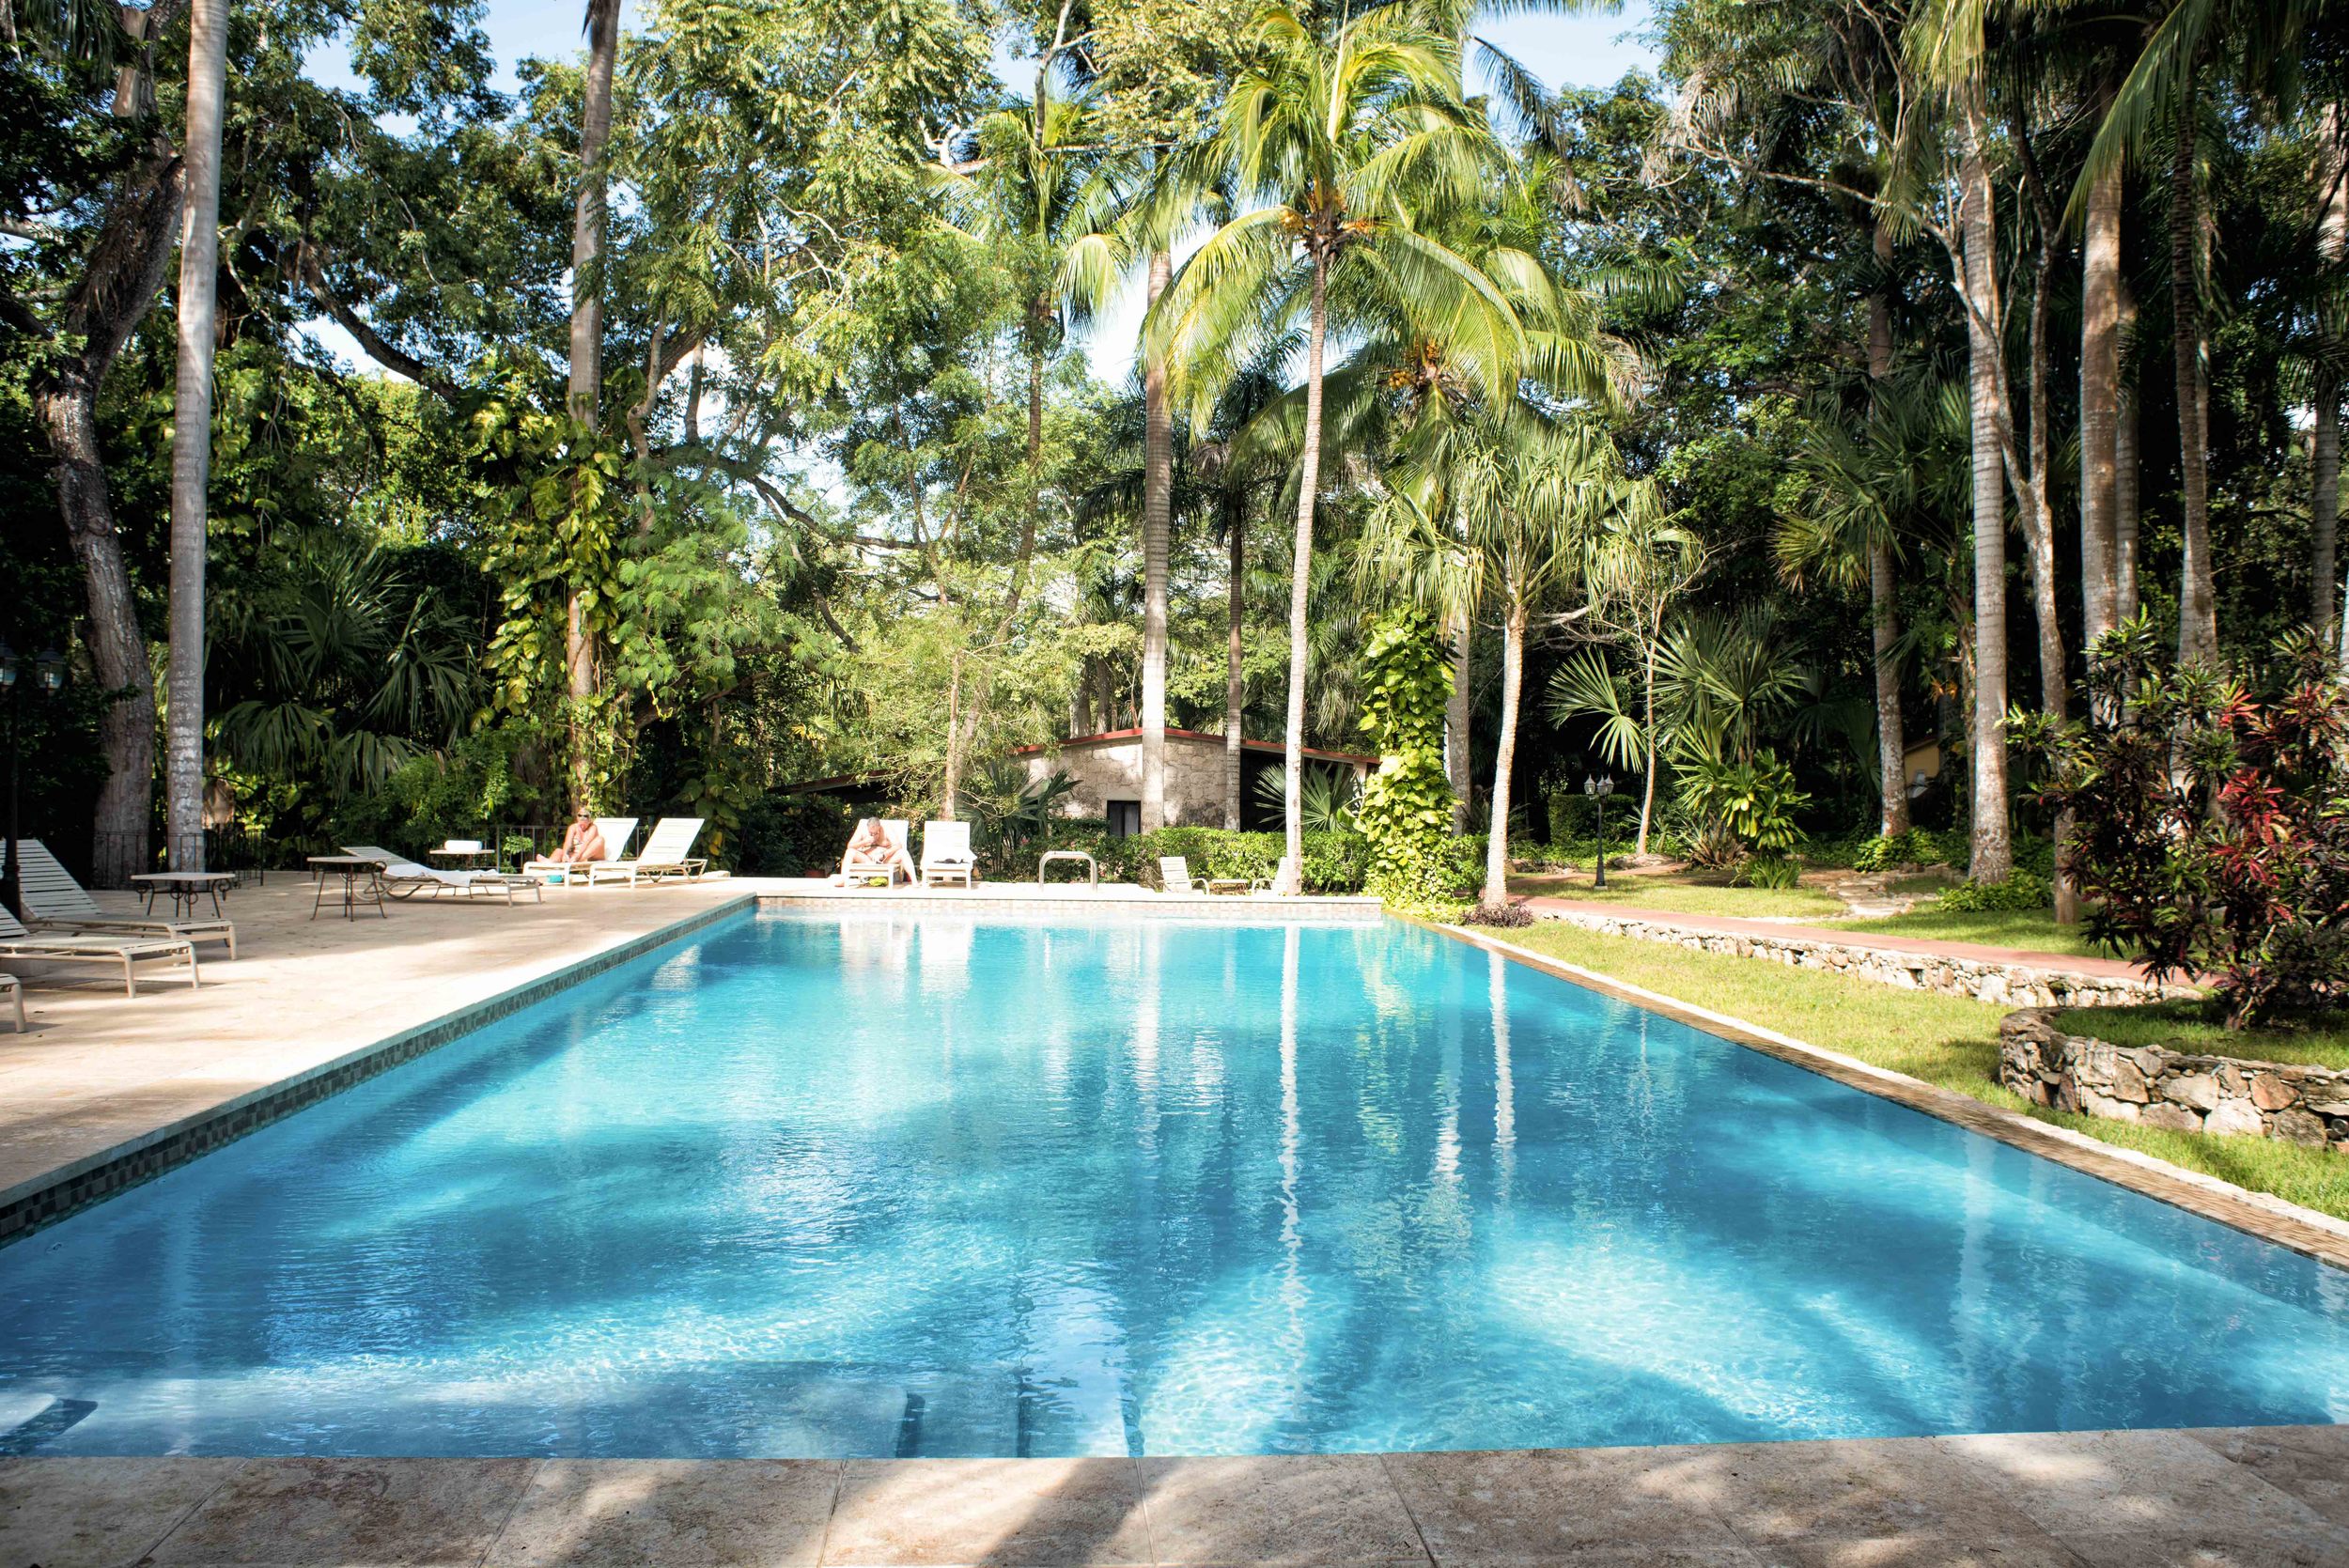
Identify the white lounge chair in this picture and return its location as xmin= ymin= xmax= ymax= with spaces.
xmin=1 ymin=972 xmax=20 ymax=1032
xmin=17 ymin=838 xmax=236 ymax=956
xmin=839 ymin=819 xmax=912 ymax=886
xmin=583 ymin=816 xmax=708 ymax=887
xmin=0 ymin=907 xmax=199 ymax=996
xmin=1159 ymin=855 xmax=1266 ymax=895
xmin=521 ymin=817 xmax=638 ymax=887
xmin=921 ymin=820 xmax=975 ymax=888
xmin=342 ymin=846 xmax=542 ymax=905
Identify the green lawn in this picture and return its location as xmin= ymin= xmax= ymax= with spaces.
xmin=1836 ymin=907 xmax=2106 ymax=958
xmin=2055 ymin=1000 xmax=2349 ymax=1072
xmin=1504 ymin=923 xmax=2349 ymax=1222
xmin=1508 ymin=870 xmax=1848 ymax=920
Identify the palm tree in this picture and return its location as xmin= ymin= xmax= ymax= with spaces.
xmin=1150 ymin=0 xmax=1518 ymax=892
xmin=946 ymin=85 xmax=1127 ymax=601
xmin=1366 ymin=419 xmax=1642 ymax=906
xmin=2069 ymin=0 xmax=2327 ymax=660
xmin=1776 ymin=376 xmax=1968 ymax=837
xmin=165 ymin=0 xmax=228 ymax=873
xmin=566 ymin=0 xmax=622 ymax=805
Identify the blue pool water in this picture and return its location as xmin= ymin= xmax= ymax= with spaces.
xmin=2 ymin=911 xmax=2345 ymax=1458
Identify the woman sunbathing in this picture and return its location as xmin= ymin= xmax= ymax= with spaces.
xmin=834 ymin=817 xmax=916 ymax=885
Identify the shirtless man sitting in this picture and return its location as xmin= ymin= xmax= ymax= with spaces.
xmin=547 ymin=809 xmax=608 ymax=863
xmin=834 ymin=817 xmax=916 ymax=885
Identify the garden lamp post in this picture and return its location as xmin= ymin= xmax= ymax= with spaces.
xmin=1 ymin=644 xmax=68 ymax=921
xmin=1584 ymin=772 xmax=1614 ymax=891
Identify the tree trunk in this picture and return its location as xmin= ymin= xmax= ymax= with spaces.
xmin=1864 ymin=241 xmax=1907 ymax=839
xmin=2314 ymin=105 xmax=2347 ymax=640
xmin=2170 ymin=79 xmax=2218 ymax=663
xmin=1482 ymin=601 xmax=1525 ymax=908
xmin=30 ymin=134 xmax=184 ymax=887
xmin=2020 ymin=210 xmax=2077 ymax=924
xmin=942 ymin=648 xmax=965 ymax=818
xmin=1274 ymin=257 xmax=1329 ymax=895
xmin=2116 ymin=277 xmax=2142 ymax=623
xmin=1140 ymin=249 xmax=1173 ymax=831
xmin=1225 ymin=493 xmax=1246 ymax=830
xmin=1870 ymin=540 xmax=1908 ymax=837
xmin=165 ymin=0 xmax=228 ymax=875
xmin=1637 ymin=640 xmax=1657 ymax=858
xmin=40 ymin=383 xmax=160 ymax=888
xmin=2080 ymin=145 xmax=2123 ymax=650
xmin=1444 ymin=610 xmax=1472 ymax=831
xmin=565 ymin=0 xmax=621 ymax=807
xmin=1959 ymin=139 xmax=2013 ymax=882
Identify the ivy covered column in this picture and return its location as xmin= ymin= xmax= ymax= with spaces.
xmin=1357 ymin=608 xmax=1456 ymax=916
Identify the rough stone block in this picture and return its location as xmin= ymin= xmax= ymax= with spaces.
xmin=2140 ymin=1102 xmax=2203 ymax=1132
xmin=2251 ymin=1072 xmax=2296 ymax=1111
xmin=2204 ymin=1098 xmax=2265 ymax=1138
xmin=2274 ymin=1109 xmax=2329 ymax=1147
xmin=2165 ymin=1072 xmax=2221 ymax=1110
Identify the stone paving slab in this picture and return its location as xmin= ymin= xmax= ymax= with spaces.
xmin=5 ymin=1428 xmax=2345 ymax=1568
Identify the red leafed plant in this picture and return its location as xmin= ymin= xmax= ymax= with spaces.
xmin=2011 ymin=617 xmax=2349 ymax=1028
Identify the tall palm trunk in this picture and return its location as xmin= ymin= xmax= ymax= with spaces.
xmin=1959 ymin=138 xmax=2013 ymax=882
xmin=1140 ymin=249 xmax=1173 ymax=831
xmin=2080 ymin=147 xmax=2123 ymax=649
xmin=2117 ymin=274 xmax=2143 ymax=623
xmin=1482 ymin=600 xmax=1526 ymax=907
xmin=1444 ymin=610 xmax=1471 ymax=831
xmin=1636 ymin=639 xmax=1658 ymax=857
xmin=2314 ymin=105 xmax=2347 ymax=640
xmin=566 ymin=0 xmax=621 ymax=806
xmin=1864 ymin=241 xmax=1907 ymax=839
xmin=1224 ymin=492 xmax=1246 ymax=830
xmin=1274 ymin=256 xmax=1330 ymax=894
xmin=165 ymin=0 xmax=227 ymax=875
xmin=2170 ymin=79 xmax=2218 ymax=663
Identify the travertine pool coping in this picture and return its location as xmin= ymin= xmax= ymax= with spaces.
xmin=5 ymin=1424 xmax=2346 ymax=1566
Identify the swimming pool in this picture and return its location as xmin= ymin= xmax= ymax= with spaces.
xmin=1 ymin=909 xmax=2344 ymax=1458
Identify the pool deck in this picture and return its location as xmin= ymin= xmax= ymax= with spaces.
xmin=5 ymin=1423 xmax=2346 ymax=1566
xmin=5 ymin=880 xmax=2349 ymax=1565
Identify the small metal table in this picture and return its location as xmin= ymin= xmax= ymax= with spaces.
xmin=306 ymin=855 xmax=389 ymax=921
xmin=129 ymin=871 xmax=237 ymax=919
xmin=428 ymin=846 xmax=499 ymax=871
xmin=1038 ymin=849 xmax=1097 ymax=887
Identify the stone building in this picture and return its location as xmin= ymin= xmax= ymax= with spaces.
xmin=1012 ymin=727 xmax=1376 ymax=835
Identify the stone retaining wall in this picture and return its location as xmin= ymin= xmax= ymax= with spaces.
xmin=1999 ymin=1007 xmax=2349 ymax=1151
xmin=1543 ymin=910 xmax=2186 ymax=1008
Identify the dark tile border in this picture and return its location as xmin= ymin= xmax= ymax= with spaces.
xmin=0 ymin=895 xmax=757 ymax=1250
xmin=1425 ymin=919 xmax=2349 ymax=1274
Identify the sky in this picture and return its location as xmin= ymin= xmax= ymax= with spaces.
xmin=298 ymin=1 xmax=1660 ymax=382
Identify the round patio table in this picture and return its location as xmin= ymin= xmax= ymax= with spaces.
xmin=1038 ymin=849 xmax=1097 ymax=887
xmin=129 ymin=871 xmax=237 ymax=919
xmin=306 ymin=855 xmax=390 ymax=922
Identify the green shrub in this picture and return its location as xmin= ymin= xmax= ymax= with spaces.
xmin=1851 ymin=828 xmax=1963 ymax=873
xmin=1734 ymin=853 xmax=1802 ymax=890
xmin=1938 ymin=870 xmax=2052 ymax=912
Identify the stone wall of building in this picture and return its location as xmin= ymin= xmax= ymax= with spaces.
xmin=1542 ymin=910 xmax=2186 ymax=1008
xmin=1999 ymin=1007 xmax=2349 ymax=1151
